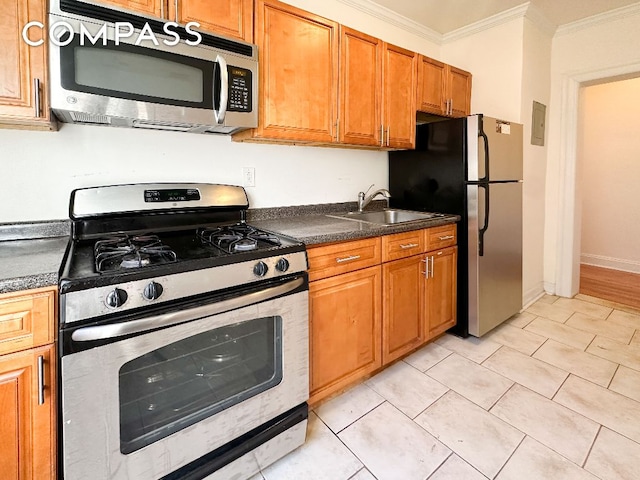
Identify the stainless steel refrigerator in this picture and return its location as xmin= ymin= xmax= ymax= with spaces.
xmin=389 ymin=114 xmax=523 ymax=337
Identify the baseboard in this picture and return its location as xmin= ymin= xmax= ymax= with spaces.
xmin=543 ymin=281 xmax=556 ymax=295
xmin=581 ymin=254 xmax=640 ymax=274
xmin=523 ymin=283 xmax=545 ymax=309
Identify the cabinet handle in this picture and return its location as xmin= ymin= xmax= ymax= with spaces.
xmin=33 ymin=78 xmax=41 ymax=118
xmin=380 ymin=125 xmax=384 ymax=147
xmin=431 ymin=255 xmax=435 ymax=278
xmin=386 ymin=126 xmax=390 ymax=147
xmin=421 ymin=257 xmax=430 ymax=278
xmin=450 ymin=99 xmax=454 ymax=115
xmin=400 ymin=243 xmax=419 ymax=249
xmin=336 ymin=121 xmax=339 ymax=141
xmin=336 ymin=255 xmax=361 ymax=264
xmin=438 ymin=235 xmax=455 ymax=241
xmin=175 ymin=0 xmax=179 ymax=22
xmin=37 ymin=355 xmax=45 ymax=405
xmin=160 ymin=0 xmax=164 ymax=18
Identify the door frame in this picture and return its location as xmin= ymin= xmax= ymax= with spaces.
xmin=552 ymin=61 xmax=640 ymax=297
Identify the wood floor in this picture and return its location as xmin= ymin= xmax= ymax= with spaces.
xmin=580 ymin=264 xmax=640 ymax=309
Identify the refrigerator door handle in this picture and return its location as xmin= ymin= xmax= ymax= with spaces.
xmin=478 ymin=115 xmax=490 ymax=182
xmin=478 ymin=184 xmax=490 ymax=256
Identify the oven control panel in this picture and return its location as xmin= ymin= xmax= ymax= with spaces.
xmin=62 ymin=251 xmax=309 ymax=323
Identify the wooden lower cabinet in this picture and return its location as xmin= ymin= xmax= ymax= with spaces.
xmin=0 ymin=344 xmax=56 ymax=480
xmin=427 ymin=246 xmax=458 ymax=338
xmin=309 ymin=266 xmax=382 ymax=404
xmin=382 ymin=254 xmax=426 ymax=364
xmin=308 ymin=227 xmax=457 ymax=405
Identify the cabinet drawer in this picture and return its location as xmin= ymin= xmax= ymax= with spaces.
xmin=307 ymin=237 xmax=381 ymax=281
xmin=382 ymin=229 xmax=426 ymax=262
xmin=426 ymin=224 xmax=457 ymax=251
xmin=0 ymin=287 xmax=56 ymax=356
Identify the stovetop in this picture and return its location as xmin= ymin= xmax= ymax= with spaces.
xmin=58 ymin=183 xmax=309 ymax=325
xmin=60 ymin=222 xmax=305 ymax=292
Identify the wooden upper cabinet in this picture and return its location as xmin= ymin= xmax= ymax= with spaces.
xmin=448 ymin=66 xmax=472 ymax=118
xmin=383 ymin=43 xmax=417 ymax=149
xmin=92 ymin=0 xmax=163 ymax=17
xmin=171 ymin=0 xmax=253 ymax=41
xmin=417 ymin=55 xmax=446 ymax=115
xmin=243 ymin=0 xmax=339 ymax=143
xmin=417 ymin=55 xmax=471 ymax=118
xmin=0 ymin=0 xmax=53 ymax=130
xmin=94 ymin=1 xmax=253 ymax=40
xmin=339 ymin=27 xmax=382 ymax=147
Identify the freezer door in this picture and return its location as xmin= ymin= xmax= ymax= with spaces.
xmin=467 ymin=182 xmax=522 ymax=337
xmin=477 ymin=116 xmax=523 ymax=182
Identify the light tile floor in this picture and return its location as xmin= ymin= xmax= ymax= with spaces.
xmin=258 ymin=294 xmax=640 ymax=480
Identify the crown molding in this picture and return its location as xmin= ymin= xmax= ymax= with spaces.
xmin=335 ymin=0 xmax=442 ymax=45
xmin=524 ymin=3 xmax=556 ymax=37
xmin=442 ymin=3 xmax=529 ymax=44
xmin=556 ymin=1 xmax=640 ymax=36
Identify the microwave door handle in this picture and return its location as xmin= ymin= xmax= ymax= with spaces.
xmin=70 ymin=277 xmax=305 ymax=342
xmin=214 ymin=55 xmax=229 ymax=124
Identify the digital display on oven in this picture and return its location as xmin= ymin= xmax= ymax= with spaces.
xmin=144 ymin=189 xmax=201 ymax=202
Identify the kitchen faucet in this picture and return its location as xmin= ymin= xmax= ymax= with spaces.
xmin=357 ymin=184 xmax=391 ymax=212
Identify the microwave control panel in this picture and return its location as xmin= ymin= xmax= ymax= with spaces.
xmin=228 ymin=67 xmax=252 ymax=113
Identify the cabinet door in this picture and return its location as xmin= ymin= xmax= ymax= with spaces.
xmin=0 ymin=0 xmax=52 ymax=129
xmin=426 ymin=247 xmax=457 ymax=338
xmin=309 ymin=266 xmax=381 ymax=404
xmin=382 ymin=43 xmax=417 ymax=149
xmin=382 ymin=254 xmax=426 ymax=364
xmin=91 ymin=0 xmax=163 ymax=17
xmin=0 ymin=345 xmax=55 ymax=480
xmin=172 ymin=0 xmax=253 ymax=41
xmin=339 ymin=27 xmax=382 ymax=147
xmin=448 ymin=66 xmax=472 ymax=118
xmin=253 ymin=0 xmax=339 ymax=143
xmin=417 ymin=55 xmax=446 ymax=115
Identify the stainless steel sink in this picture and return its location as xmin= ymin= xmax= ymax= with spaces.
xmin=327 ymin=209 xmax=443 ymax=226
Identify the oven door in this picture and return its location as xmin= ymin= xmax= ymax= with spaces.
xmin=60 ymin=275 xmax=308 ymax=480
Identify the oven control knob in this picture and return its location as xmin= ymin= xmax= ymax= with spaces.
xmin=106 ymin=288 xmax=128 ymax=308
xmin=253 ymin=261 xmax=269 ymax=277
xmin=276 ymin=258 xmax=290 ymax=273
xmin=143 ymin=282 xmax=163 ymax=301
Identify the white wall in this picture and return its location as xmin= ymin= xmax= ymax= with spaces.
xmin=0 ymin=125 xmax=387 ymax=221
xmin=441 ymin=18 xmax=524 ymax=121
xmin=0 ymin=0 xmax=442 ymax=223
xmin=520 ymin=18 xmax=552 ymax=304
xmin=544 ymin=10 xmax=640 ymax=295
xmin=579 ymin=77 xmax=640 ymax=273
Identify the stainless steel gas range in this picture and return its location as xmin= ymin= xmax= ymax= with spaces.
xmin=57 ymin=183 xmax=309 ymax=480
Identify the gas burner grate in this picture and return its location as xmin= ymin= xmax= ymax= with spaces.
xmin=94 ymin=235 xmax=177 ymax=272
xmin=198 ymin=224 xmax=281 ymax=254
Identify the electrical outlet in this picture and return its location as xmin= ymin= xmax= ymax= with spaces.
xmin=242 ymin=167 xmax=255 ymax=187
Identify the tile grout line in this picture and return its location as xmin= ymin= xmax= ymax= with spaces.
xmin=581 ymin=424 xmax=603 ymax=469
xmin=490 ymin=433 xmax=527 ymax=479
xmin=423 ymin=451 xmax=454 ymax=480
xmin=606 ymin=363 xmax=621 ymax=390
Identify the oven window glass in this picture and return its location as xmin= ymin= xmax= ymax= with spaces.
xmin=118 ymin=316 xmax=283 ymax=454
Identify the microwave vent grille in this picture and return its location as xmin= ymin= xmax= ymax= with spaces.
xmin=70 ymin=112 xmax=111 ymax=125
xmin=133 ymin=120 xmax=193 ymax=131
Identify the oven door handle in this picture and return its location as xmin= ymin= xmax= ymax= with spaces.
xmin=71 ymin=277 xmax=305 ymax=342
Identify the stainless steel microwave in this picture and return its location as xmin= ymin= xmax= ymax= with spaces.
xmin=48 ymin=0 xmax=258 ymax=134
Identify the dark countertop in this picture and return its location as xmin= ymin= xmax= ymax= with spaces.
xmin=0 ymin=204 xmax=458 ymax=294
xmin=0 ymin=236 xmax=68 ymax=294
xmin=251 ymin=212 xmax=460 ymax=245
